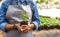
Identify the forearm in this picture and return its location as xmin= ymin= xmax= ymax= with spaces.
xmin=0 ymin=22 xmax=7 ymax=31
xmin=32 ymin=21 xmax=39 ymax=30
xmin=31 ymin=1 xmax=40 ymax=30
xmin=0 ymin=0 xmax=7 ymax=31
xmin=5 ymin=24 xmax=14 ymax=31
xmin=0 ymin=22 xmax=20 ymax=32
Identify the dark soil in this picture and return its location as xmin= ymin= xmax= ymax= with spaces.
xmin=38 ymin=25 xmax=60 ymax=30
xmin=20 ymin=21 xmax=28 ymax=25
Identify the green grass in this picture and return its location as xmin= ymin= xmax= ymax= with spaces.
xmin=40 ymin=16 xmax=60 ymax=27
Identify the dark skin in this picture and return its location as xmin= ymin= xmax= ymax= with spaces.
xmin=5 ymin=23 xmax=35 ymax=33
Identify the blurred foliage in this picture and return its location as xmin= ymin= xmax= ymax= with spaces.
xmin=40 ymin=16 xmax=60 ymax=27
xmin=40 ymin=0 xmax=45 ymax=3
xmin=54 ymin=1 xmax=59 ymax=5
xmin=36 ymin=0 xmax=50 ymax=4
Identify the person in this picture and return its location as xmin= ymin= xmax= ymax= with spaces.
xmin=0 ymin=0 xmax=40 ymax=37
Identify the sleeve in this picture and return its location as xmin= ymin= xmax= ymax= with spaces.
xmin=0 ymin=1 xmax=8 ymax=31
xmin=30 ymin=1 xmax=40 ymax=30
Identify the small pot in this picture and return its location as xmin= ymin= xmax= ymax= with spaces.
xmin=20 ymin=21 xmax=28 ymax=25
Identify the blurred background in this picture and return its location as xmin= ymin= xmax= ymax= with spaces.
xmin=1 ymin=0 xmax=60 ymax=29
xmin=1 ymin=0 xmax=60 ymax=37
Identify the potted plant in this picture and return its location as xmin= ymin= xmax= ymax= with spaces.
xmin=20 ymin=11 xmax=29 ymax=25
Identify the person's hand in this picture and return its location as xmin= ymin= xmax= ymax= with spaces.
xmin=15 ymin=23 xmax=27 ymax=33
xmin=18 ymin=24 xmax=34 ymax=33
xmin=15 ymin=23 xmax=35 ymax=33
xmin=15 ymin=23 xmax=22 ymax=33
xmin=20 ymin=24 xmax=35 ymax=33
xmin=20 ymin=25 xmax=30 ymax=33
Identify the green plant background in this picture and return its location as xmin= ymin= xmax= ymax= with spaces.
xmin=40 ymin=16 xmax=60 ymax=27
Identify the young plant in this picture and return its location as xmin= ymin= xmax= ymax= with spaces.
xmin=21 ymin=11 xmax=29 ymax=21
xmin=20 ymin=11 xmax=29 ymax=25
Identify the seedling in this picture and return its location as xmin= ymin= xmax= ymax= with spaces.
xmin=20 ymin=11 xmax=29 ymax=25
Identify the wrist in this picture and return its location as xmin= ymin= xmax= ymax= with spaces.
xmin=15 ymin=23 xmax=20 ymax=28
xmin=5 ymin=24 xmax=14 ymax=31
xmin=28 ymin=24 xmax=35 ymax=30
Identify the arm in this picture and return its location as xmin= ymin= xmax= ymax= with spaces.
xmin=0 ymin=0 xmax=14 ymax=32
xmin=0 ymin=1 xmax=8 ymax=31
xmin=30 ymin=1 xmax=40 ymax=30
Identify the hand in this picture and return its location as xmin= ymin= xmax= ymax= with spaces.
xmin=15 ymin=23 xmax=35 ymax=33
xmin=20 ymin=25 xmax=30 ymax=33
xmin=15 ymin=23 xmax=22 ymax=32
xmin=20 ymin=24 xmax=35 ymax=33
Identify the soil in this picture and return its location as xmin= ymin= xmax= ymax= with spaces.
xmin=20 ymin=21 xmax=28 ymax=25
xmin=38 ymin=25 xmax=60 ymax=30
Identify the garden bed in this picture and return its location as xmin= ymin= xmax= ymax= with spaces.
xmin=38 ymin=16 xmax=60 ymax=30
xmin=38 ymin=25 xmax=60 ymax=30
